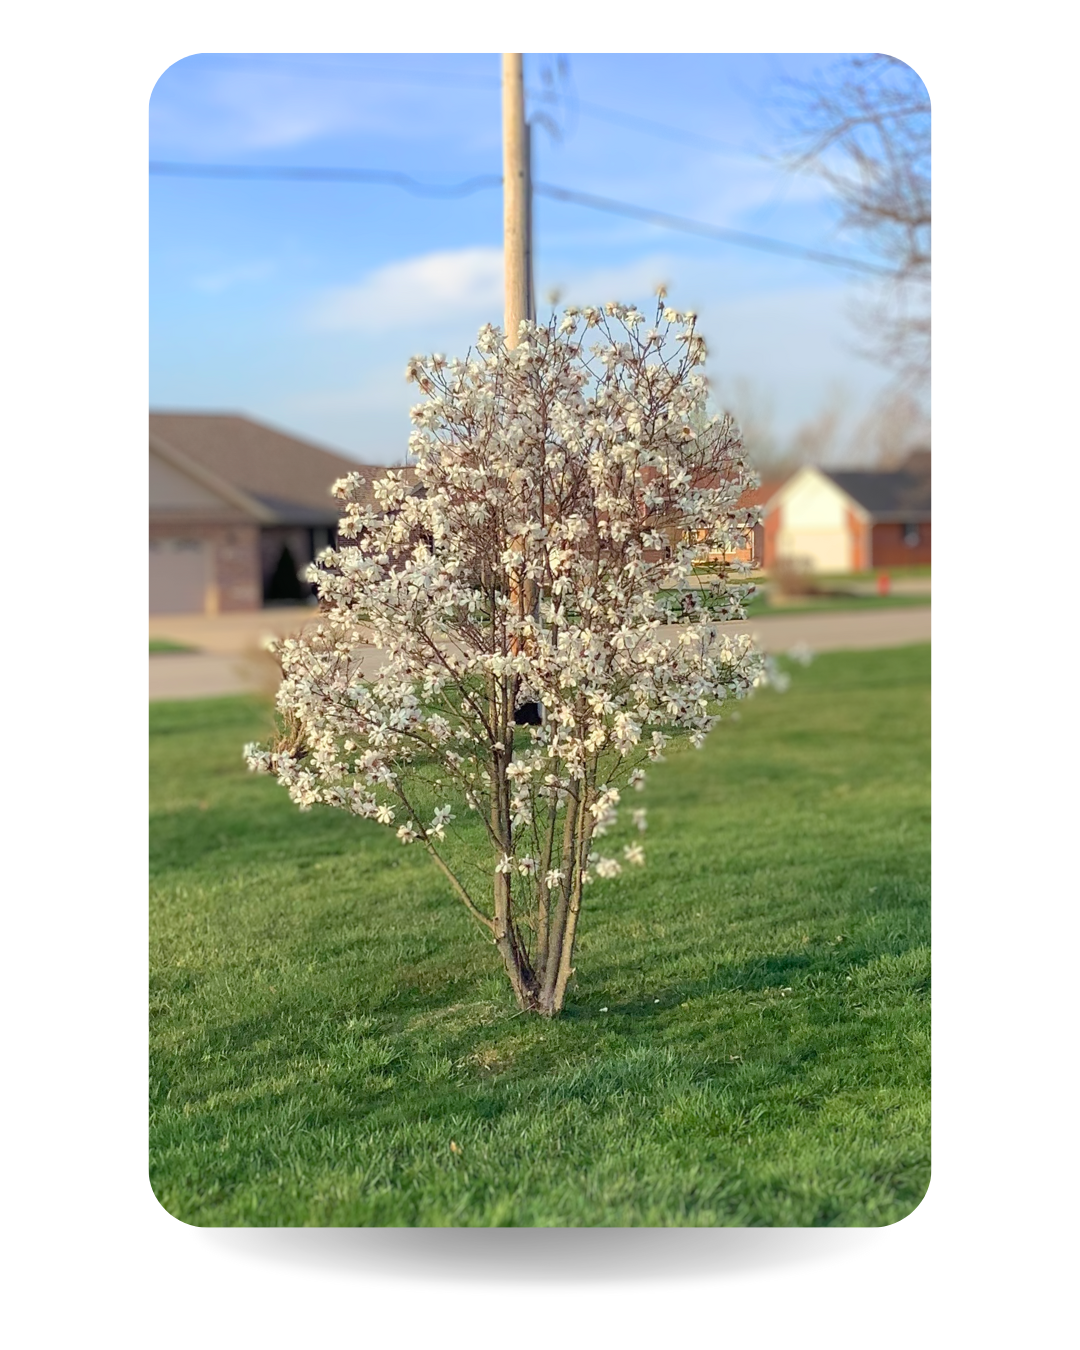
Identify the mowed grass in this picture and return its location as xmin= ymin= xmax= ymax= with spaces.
xmin=742 ymin=592 xmax=930 ymax=618
xmin=150 ymin=644 xmax=930 ymax=1227
xmin=150 ymin=637 xmax=198 ymax=654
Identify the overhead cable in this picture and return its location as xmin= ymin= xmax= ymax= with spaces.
xmin=149 ymin=161 xmax=891 ymax=276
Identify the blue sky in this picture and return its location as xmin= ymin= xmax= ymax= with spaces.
xmin=149 ymin=52 xmax=927 ymax=465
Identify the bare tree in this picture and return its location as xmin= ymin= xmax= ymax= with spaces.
xmin=773 ymin=54 xmax=930 ymax=393
xmin=715 ymin=378 xmax=850 ymax=477
xmin=847 ymin=389 xmax=931 ymax=467
xmin=718 ymin=378 xmax=781 ymax=473
xmin=787 ymin=384 xmax=850 ymax=465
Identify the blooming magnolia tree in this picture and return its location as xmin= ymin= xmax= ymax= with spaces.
xmin=246 ymin=298 xmax=767 ymax=1016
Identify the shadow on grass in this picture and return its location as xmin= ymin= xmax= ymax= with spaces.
xmin=151 ymin=652 xmax=930 ymax=1227
xmin=575 ymin=907 xmax=928 ymax=1023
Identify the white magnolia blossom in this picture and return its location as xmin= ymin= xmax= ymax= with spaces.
xmin=246 ymin=297 xmax=769 ymax=1015
xmin=429 ymin=804 xmax=454 ymax=841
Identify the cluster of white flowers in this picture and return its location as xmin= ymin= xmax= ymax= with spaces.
xmin=246 ymin=297 xmax=769 ymax=1012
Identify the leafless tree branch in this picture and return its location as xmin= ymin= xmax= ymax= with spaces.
xmin=771 ymin=54 xmax=930 ymax=393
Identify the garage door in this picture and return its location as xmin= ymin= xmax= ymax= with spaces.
xmin=150 ymin=539 xmax=208 ymax=613
xmin=779 ymin=528 xmax=852 ymax=573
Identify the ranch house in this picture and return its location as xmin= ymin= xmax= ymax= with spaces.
xmin=761 ymin=451 xmax=931 ymax=573
xmin=149 ymin=412 xmax=385 ymax=614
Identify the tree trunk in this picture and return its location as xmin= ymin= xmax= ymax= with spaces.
xmin=546 ymin=822 xmax=591 ymax=1015
xmin=493 ymin=870 xmax=539 ymax=1010
xmin=538 ymin=786 xmax=590 ymax=1016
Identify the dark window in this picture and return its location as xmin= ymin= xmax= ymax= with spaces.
xmin=266 ymin=544 xmax=306 ymax=602
xmin=902 ymin=523 xmax=921 ymax=547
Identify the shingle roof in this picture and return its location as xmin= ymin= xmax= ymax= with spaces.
xmin=688 ymin=473 xmax=789 ymax=507
xmin=149 ymin=412 xmax=409 ymax=524
xmin=822 ymin=455 xmax=931 ymax=521
xmin=739 ymin=477 xmax=790 ymax=509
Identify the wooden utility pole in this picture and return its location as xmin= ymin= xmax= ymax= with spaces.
xmin=524 ymin=118 xmax=535 ymax=323
xmin=502 ymin=54 xmax=541 ymax=726
xmin=502 ymin=53 xmax=529 ymax=347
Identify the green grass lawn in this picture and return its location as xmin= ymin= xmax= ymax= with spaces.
xmin=808 ymin=565 xmax=931 ymax=583
xmin=150 ymin=644 xmax=930 ymax=1227
xmin=740 ymin=592 xmax=931 ymax=618
xmin=662 ymin=587 xmax=929 ymax=619
xmin=150 ymin=637 xmax=199 ymax=654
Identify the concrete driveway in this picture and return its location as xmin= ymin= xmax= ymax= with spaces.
xmin=150 ymin=604 xmax=930 ymax=701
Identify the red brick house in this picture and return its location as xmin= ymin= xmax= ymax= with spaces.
xmin=674 ymin=475 xmax=789 ymax=569
xmin=760 ymin=450 xmax=931 ymax=572
xmin=738 ymin=478 xmax=789 ymax=567
xmin=150 ymin=412 xmax=392 ymax=613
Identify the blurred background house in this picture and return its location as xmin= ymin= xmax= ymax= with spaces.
xmin=758 ymin=449 xmax=930 ymax=573
xmin=151 ymin=410 xmax=929 ymax=617
xmin=149 ymin=412 xmax=384 ymax=614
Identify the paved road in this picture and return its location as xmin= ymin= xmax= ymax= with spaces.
xmin=150 ymin=604 xmax=318 ymax=654
xmin=722 ymin=605 xmax=931 ymax=653
xmin=150 ymin=605 xmax=930 ymax=701
xmin=150 ymin=652 xmax=280 ymax=701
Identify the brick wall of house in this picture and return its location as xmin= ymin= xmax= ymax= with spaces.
xmin=870 ymin=521 xmax=932 ymax=567
xmin=213 ymin=524 xmax=263 ymax=610
xmin=149 ymin=521 xmax=262 ymax=612
xmin=762 ymin=508 xmax=782 ymax=568
xmin=847 ymin=508 xmax=871 ymax=571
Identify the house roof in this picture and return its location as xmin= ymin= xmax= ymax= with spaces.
xmin=687 ymin=473 xmax=789 ymax=509
xmin=739 ymin=477 xmax=790 ymax=510
xmin=820 ymin=453 xmax=931 ymax=522
xmin=149 ymin=412 xmax=407 ymax=525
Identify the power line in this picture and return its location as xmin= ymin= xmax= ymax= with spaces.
xmin=149 ymin=161 xmax=502 ymax=198
xmin=531 ymin=183 xmax=890 ymax=276
xmin=148 ymin=160 xmax=890 ymax=277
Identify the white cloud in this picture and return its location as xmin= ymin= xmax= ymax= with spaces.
xmin=283 ymin=248 xmax=891 ymax=464
xmin=309 ymin=247 xmax=505 ymax=332
xmin=151 ymin=59 xmax=503 ymax=157
xmin=152 ymin=67 xmax=403 ymax=155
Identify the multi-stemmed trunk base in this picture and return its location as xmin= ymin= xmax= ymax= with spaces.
xmin=496 ymin=928 xmax=578 ymax=1017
